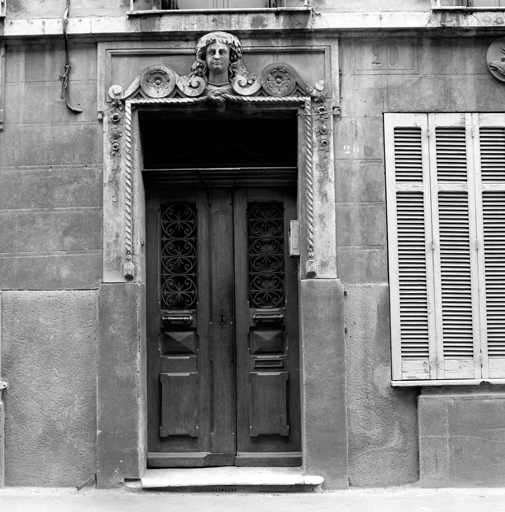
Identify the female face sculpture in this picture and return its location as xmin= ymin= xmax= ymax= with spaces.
xmin=193 ymin=31 xmax=243 ymax=85
xmin=205 ymin=42 xmax=231 ymax=84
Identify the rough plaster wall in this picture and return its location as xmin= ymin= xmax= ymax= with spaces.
xmin=344 ymin=284 xmax=419 ymax=487
xmin=1 ymin=291 xmax=98 ymax=486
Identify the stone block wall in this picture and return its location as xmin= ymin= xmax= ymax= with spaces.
xmin=419 ymin=389 xmax=505 ymax=487
xmin=0 ymin=43 xmax=102 ymax=290
xmin=338 ymin=35 xmax=503 ymax=487
xmin=0 ymin=42 xmax=102 ymax=485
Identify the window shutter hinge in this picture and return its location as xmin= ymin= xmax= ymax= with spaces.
xmin=476 ymin=239 xmax=480 ymax=251
xmin=471 ymin=126 xmax=475 ymax=138
xmin=431 ymin=240 xmax=436 ymax=251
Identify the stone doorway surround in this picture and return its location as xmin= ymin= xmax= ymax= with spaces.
xmin=96 ymin=35 xmax=347 ymax=490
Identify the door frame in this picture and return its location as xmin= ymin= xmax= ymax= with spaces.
xmin=99 ymin=97 xmax=348 ymax=488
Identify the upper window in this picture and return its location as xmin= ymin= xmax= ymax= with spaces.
xmin=161 ymin=0 xmax=276 ymax=6
xmin=385 ymin=113 xmax=505 ymax=383
xmin=434 ymin=0 xmax=505 ymax=7
xmin=130 ymin=0 xmax=302 ymax=10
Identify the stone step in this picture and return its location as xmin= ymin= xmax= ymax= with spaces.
xmin=140 ymin=467 xmax=324 ymax=493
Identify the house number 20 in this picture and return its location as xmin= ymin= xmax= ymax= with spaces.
xmin=372 ymin=45 xmax=398 ymax=67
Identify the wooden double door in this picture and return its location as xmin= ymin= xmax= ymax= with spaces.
xmin=146 ymin=186 xmax=301 ymax=467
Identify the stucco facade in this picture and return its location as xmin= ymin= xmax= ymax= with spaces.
xmin=0 ymin=0 xmax=505 ymax=490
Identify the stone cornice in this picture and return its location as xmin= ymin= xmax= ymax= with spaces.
xmin=3 ymin=11 xmax=505 ymax=39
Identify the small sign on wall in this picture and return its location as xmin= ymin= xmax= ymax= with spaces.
xmin=352 ymin=38 xmax=419 ymax=75
xmin=289 ymin=220 xmax=300 ymax=257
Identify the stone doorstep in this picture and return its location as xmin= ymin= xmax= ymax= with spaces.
xmin=140 ymin=467 xmax=324 ymax=492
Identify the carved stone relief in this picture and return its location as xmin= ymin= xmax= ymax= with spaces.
xmin=105 ymin=32 xmax=331 ymax=280
xmin=487 ymin=37 xmax=505 ymax=82
xmin=109 ymin=32 xmax=323 ymax=102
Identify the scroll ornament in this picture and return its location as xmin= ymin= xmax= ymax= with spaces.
xmin=108 ymin=61 xmax=324 ymax=103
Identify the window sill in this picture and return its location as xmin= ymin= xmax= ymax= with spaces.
xmin=432 ymin=7 xmax=505 ymax=11
xmin=392 ymin=379 xmax=505 ymax=387
xmin=127 ymin=7 xmax=311 ymax=16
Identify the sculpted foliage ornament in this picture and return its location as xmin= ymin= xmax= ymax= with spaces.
xmin=107 ymin=32 xmax=329 ymax=280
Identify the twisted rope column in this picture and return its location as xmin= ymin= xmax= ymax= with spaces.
xmin=123 ymin=100 xmax=134 ymax=278
xmin=304 ymin=98 xmax=316 ymax=276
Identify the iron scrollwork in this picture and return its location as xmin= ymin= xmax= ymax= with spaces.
xmin=161 ymin=203 xmax=197 ymax=310
xmin=248 ymin=202 xmax=285 ymax=309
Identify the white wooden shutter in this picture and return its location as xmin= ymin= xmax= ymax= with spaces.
xmin=428 ymin=114 xmax=481 ymax=379
xmin=473 ymin=113 xmax=505 ymax=379
xmin=386 ymin=114 xmax=436 ymax=380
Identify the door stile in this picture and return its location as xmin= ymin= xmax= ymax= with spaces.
xmin=195 ymin=188 xmax=212 ymax=457
xmin=146 ymin=190 xmax=162 ymax=453
xmin=208 ymin=188 xmax=236 ymax=461
xmin=233 ymin=188 xmax=250 ymax=460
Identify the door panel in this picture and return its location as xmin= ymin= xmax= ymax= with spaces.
xmin=147 ymin=188 xmax=235 ymax=466
xmin=147 ymin=186 xmax=300 ymax=468
xmin=234 ymin=188 xmax=301 ymax=466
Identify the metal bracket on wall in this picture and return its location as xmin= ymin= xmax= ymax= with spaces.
xmin=60 ymin=0 xmax=82 ymax=114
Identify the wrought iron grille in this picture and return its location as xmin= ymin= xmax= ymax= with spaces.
xmin=248 ymin=202 xmax=285 ymax=309
xmin=161 ymin=203 xmax=197 ymax=310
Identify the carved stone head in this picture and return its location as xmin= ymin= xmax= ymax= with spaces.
xmin=191 ymin=31 xmax=243 ymax=82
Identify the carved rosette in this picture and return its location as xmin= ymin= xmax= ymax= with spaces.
xmin=261 ymin=63 xmax=297 ymax=97
xmin=315 ymin=101 xmax=331 ymax=173
xmin=140 ymin=65 xmax=177 ymax=98
xmin=108 ymin=85 xmax=124 ymax=203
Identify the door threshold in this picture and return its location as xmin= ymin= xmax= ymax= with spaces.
xmin=141 ymin=467 xmax=324 ymax=493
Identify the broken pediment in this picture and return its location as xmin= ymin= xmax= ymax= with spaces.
xmin=108 ymin=31 xmax=324 ymax=102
